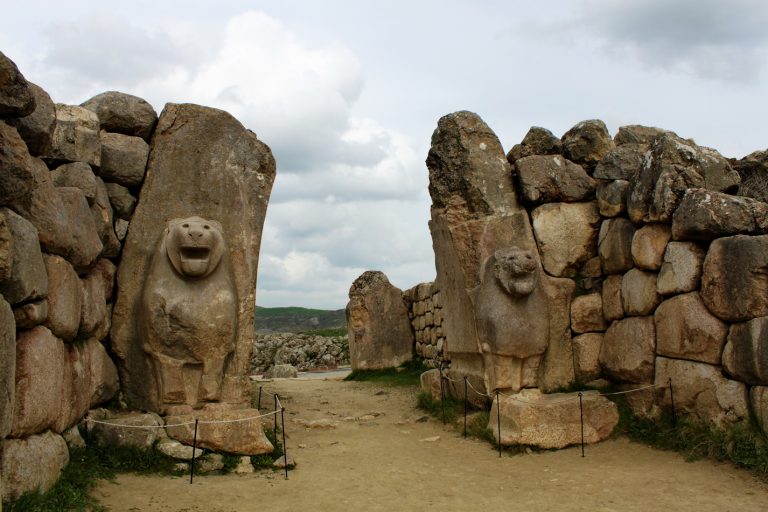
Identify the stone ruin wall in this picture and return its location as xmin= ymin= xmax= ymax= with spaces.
xmin=402 ymin=282 xmax=446 ymax=366
xmin=0 ymin=52 xmax=275 ymax=501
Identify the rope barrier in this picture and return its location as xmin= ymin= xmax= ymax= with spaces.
xmin=84 ymin=409 xmax=280 ymax=430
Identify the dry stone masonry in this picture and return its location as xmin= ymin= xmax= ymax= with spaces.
xmin=403 ymin=282 xmax=446 ymax=366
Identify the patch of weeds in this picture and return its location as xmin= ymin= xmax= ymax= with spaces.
xmin=466 ymin=410 xmax=496 ymax=445
xmin=345 ymin=359 xmax=429 ymax=386
xmin=250 ymin=426 xmax=295 ymax=471
xmin=220 ymin=453 xmax=243 ymax=474
xmin=416 ymin=391 xmax=466 ymax=424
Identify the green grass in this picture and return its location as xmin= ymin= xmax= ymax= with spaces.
xmin=416 ymin=391 xmax=465 ymax=424
xmin=250 ymin=426 xmax=295 ymax=471
xmin=344 ymin=359 xmax=428 ymax=386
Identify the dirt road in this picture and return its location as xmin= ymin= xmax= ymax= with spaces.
xmin=94 ymin=377 xmax=768 ymax=511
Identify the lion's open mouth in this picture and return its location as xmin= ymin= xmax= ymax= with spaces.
xmin=180 ymin=246 xmax=211 ymax=261
xmin=179 ymin=246 xmax=212 ymax=277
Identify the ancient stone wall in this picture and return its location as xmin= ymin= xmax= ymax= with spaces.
xmin=403 ymin=282 xmax=446 ymax=366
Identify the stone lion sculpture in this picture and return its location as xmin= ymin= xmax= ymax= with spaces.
xmin=140 ymin=216 xmax=237 ymax=410
xmin=475 ymin=247 xmax=549 ymax=392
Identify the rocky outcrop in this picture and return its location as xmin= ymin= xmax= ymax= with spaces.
xmin=251 ymin=332 xmax=348 ymax=373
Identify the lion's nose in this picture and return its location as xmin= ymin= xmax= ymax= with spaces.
xmin=188 ymin=227 xmax=204 ymax=240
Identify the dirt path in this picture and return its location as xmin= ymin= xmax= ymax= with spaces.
xmin=94 ymin=377 xmax=768 ymax=512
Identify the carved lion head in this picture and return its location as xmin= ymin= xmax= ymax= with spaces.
xmin=164 ymin=216 xmax=226 ymax=278
xmin=493 ymin=247 xmax=538 ymax=297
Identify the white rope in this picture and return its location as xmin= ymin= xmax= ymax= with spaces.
xmin=85 ymin=409 xmax=280 ymax=430
xmin=598 ymin=383 xmax=658 ymax=396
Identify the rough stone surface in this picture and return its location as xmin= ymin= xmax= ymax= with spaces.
xmin=111 ymin=103 xmax=276 ymax=413
xmin=264 ymin=364 xmax=299 ymax=379
xmin=91 ymin=177 xmax=121 ymax=258
xmin=506 ymin=126 xmax=562 ymax=163
xmin=571 ymin=293 xmax=607 ymax=334
xmin=614 ymin=125 xmax=666 ymax=146
xmin=671 ymin=188 xmax=768 ymax=240
xmin=156 ymin=439 xmax=203 ymax=460
xmin=536 ymin=277 xmax=577 ymax=393
xmin=655 ymin=357 xmax=749 ymax=427
xmin=0 ymin=432 xmax=69 ymax=502
xmin=572 ymin=333 xmax=603 ymax=383
xmin=90 ymin=412 xmax=164 ymax=448
xmin=62 ymin=425 xmax=86 ymax=449
xmin=602 ymin=275 xmax=624 ymax=322
xmin=490 ymin=389 xmax=618 ymax=449
xmin=79 ymin=258 xmax=116 ymax=340
xmin=515 ymin=155 xmax=596 ymax=204
xmin=531 ymin=201 xmax=600 ymax=277
xmin=50 ymin=162 xmax=98 ymax=204
xmin=43 ymin=254 xmax=82 ymax=341
xmin=654 ymin=292 xmax=728 ymax=364
xmin=600 ymin=316 xmax=656 ymax=383
xmin=0 ymin=121 xmax=36 ymax=208
xmin=60 ymin=342 xmax=92 ymax=433
xmin=594 ymin=144 xmax=645 ymax=180
xmin=56 ymin=186 xmax=104 ymax=270
xmin=0 ymin=296 xmax=14 ymax=438
xmin=657 ymin=241 xmax=705 ymax=295
xmin=165 ymin=408 xmax=274 ymax=456
xmin=0 ymin=50 xmax=35 ymax=118
xmin=598 ymin=218 xmax=636 ymax=274
xmin=251 ymin=333 xmax=348 ymax=373
xmin=98 ymin=131 xmax=150 ymax=188
xmin=12 ymin=300 xmax=47 ymax=328
xmin=631 ymin=224 xmax=671 ymax=270
xmin=621 ymin=269 xmax=661 ymax=316
xmin=596 ymin=179 xmax=629 ymax=217
xmin=347 ymin=271 xmax=413 ymax=370
xmin=7 ymin=82 xmax=55 ymax=156
xmin=751 ymin=387 xmax=768 ymax=437
xmin=81 ymin=91 xmax=158 ymax=141
xmin=561 ymin=119 xmax=615 ymax=169
xmin=700 ymin=235 xmax=768 ymax=322
xmin=104 ymin=182 xmax=136 ymax=220
xmin=115 ymin=219 xmax=129 ymax=241
xmin=0 ymin=208 xmax=47 ymax=305
xmin=86 ymin=337 xmax=119 ymax=407
xmin=723 ymin=318 xmax=768 ymax=385
xmin=45 ymin=103 xmax=101 ymax=166
xmin=0 ymin=209 xmax=10 ymax=281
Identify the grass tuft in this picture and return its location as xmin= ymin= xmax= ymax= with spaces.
xmin=344 ymin=359 xmax=429 ymax=387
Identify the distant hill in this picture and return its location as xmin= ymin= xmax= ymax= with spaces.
xmin=254 ymin=306 xmax=347 ymax=334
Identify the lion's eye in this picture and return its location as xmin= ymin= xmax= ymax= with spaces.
xmin=204 ymin=225 xmax=210 ymax=230
xmin=182 ymin=223 xmax=189 ymax=228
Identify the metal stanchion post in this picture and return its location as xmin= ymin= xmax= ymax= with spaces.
xmin=578 ymin=392 xmax=585 ymax=458
xmin=463 ymin=376 xmax=468 ymax=438
xmin=274 ymin=394 xmax=279 ymax=442
xmin=258 ymin=386 xmax=263 ymax=410
xmin=281 ymin=406 xmax=288 ymax=480
xmin=190 ymin=419 xmax=199 ymax=484
xmin=439 ymin=363 xmax=445 ymax=424
xmin=496 ymin=390 xmax=502 ymax=458
xmin=669 ymin=378 xmax=677 ymax=428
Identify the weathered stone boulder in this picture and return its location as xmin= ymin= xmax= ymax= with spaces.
xmin=572 ymin=333 xmax=603 ymax=382
xmin=12 ymin=300 xmax=47 ymax=329
xmin=7 ymin=82 xmax=55 ymax=156
xmin=45 ymin=104 xmax=101 ymax=166
xmin=700 ymin=235 xmax=768 ymax=322
xmin=165 ymin=408 xmax=273 ymax=456
xmin=111 ymin=103 xmax=276 ymax=413
xmin=56 ymin=186 xmax=104 ymax=269
xmin=515 ymin=155 xmax=596 ymax=204
xmin=751 ymin=387 xmax=768 ymax=437
xmin=0 ymin=208 xmax=47 ymax=305
xmin=628 ymin=133 xmax=740 ymax=223
xmin=0 ymin=432 xmax=69 ymax=502
xmin=264 ymin=364 xmax=298 ymax=379
xmin=347 ymin=271 xmax=413 ymax=370
xmin=104 ymin=182 xmax=136 ymax=220
xmin=671 ymin=188 xmax=768 ymax=240
xmin=594 ymin=144 xmax=645 ymax=180
xmin=506 ymin=126 xmax=562 ymax=163
xmin=600 ymin=316 xmax=655 ymax=383
xmin=50 ymin=162 xmax=98 ymax=204
xmin=79 ymin=258 xmax=115 ymax=340
xmin=614 ymin=125 xmax=666 ymax=145
xmin=598 ymin=218 xmax=635 ymax=274
xmin=601 ymin=274 xmax=624 ymax=322
xmin=657 ymin=241 xmax=705 ymax=295
xmin=91 ymin=177 xmax=121 ymax=258
xmin=571 ymin=293 xmax=607 ymax=334
xmin=655 ymin=357 xmax=749 ymax=427
xmin=531 ymin=201 xmax=600 ymax=277
xmin=631 ymin=224 xmax=671 ymax=270
xmin=43 ymin=254 xmax=82 ymax=341
xmin=654 ymin=292 xmax=728 ymax=364
xmin=490 ymin=389 xmax=618 ymax=449
xmin=561 ymin=119 xmax=614 ymax=170
xmin=536 ymin=277 xmax=576 ymax=392
xmin=81 ymin=91 xmax=158 ymax=141
xmin=0 ymin=121 xmax=36 ymax=206
xmin=156 ymin=439 xmax=204 ymax=461
xmin=90 ymin=412 xmax=164 ymax=448
xmin=86 ymin=337 xmax=119 ymax=407
xmin=0 ymin=202 xmax=11 ymax=280
xmin=0 ymin=296 xmax=14 ymax=438
xmin=60 ymin=342 xmax=92 ymax=432
xmin=621 ymin=269 xmax=660 ymax=316
xmin=596 ymin=179 xmax=629 ymax=217
xmin=723 ymin=318 xmax=768 ymax=385
xmin=98 ymin=131 xmax=149 ymax=188
xmin=0 ymin=50 xmax=35 ymax=118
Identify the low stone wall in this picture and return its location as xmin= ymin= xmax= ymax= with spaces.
xmin=403 ymin=282 xmax=447 ymax=366
xmin=251 ymin=333 xmax=349 ymax=373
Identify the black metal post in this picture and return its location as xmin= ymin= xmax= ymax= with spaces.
xmin=258 ymin=386 xmax=263 ymax=410
xmin=281 ymin=406 xmax=288 ymax=480
xmin=190 ymin=419 xmax=199 ymax=484
xmin=439 ymin=364 xmax=445 ymax=424
xmin=84 ymin=417 xmax=90 ymax=446
xmin=669 ymin=378 xmax=677 ymax=428
xmin=496 ymin=390 xmax=502 ymax=458
xmin=578 ymin=392 xmax=585 ymax=458
xmin=463 ymin=376 xmax=468 ymax=438
xmin=274 ymin=394 xmax=279 ymax=442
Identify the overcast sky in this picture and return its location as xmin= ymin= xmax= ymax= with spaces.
xmin=3 ymin=1 xmax=768 ymax=309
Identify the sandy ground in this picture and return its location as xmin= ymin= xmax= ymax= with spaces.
xmin=94 ymin=376 xmax=768 ymax=512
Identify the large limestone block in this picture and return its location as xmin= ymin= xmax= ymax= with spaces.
xmin=628 ymin=133 xmax=740 ymax=223
xmin=614 ymin=125 xmax=666 ymax=145
xmin=751 ymin=387 xmax=768 ymax=437
xmin=537 ymin=276 xmax=576 ymax=393
xmin=655 ymin=357 xmax=749 ymax=427
xmin=490 ymin=389 xmax=619 ymax=449
xmin=657 ymin=241 xmax=705 ymax=295
xmin=86 ymin=338 xmax=119 ymax=407
xmin=98 ymin=131 xmax=149 ymax=188
xmin=7 ymin=82 xmax=55 ymax=156
xmin=0 ymin=296 xmax=14 ymax=438
xmin=42 ymin=254 xmax=82 ymax=341
xmin=347 ymin=271 xmax=413 ymax=370
xmin=723 ymin=318 xmax=768 ymax=385
xmin=596 ymin=179 xmax=629 ymax=217
xmin=56 ymin=187 xmax=103 ymax=269
xmin=561 ymin=119 xmax=614 ymax=169
xmin=573 ymin=333 xmax=603 ymax=382
xmin=0 ymin=432 xmax=69 ymax=502
xmin=0 ymin=51 xmax=35 ymax=118
xmin=531 ymin=201 xmax=600 ymax=277
xmin=631 ymin=224 xmax=671 ymax=270
xmin=571 ymin=293 xmax=607 ymax=334
xmin=79 ymin=259 xmax=116 ymax=340
xmin=598 ymin=218 xmax=635 ymax=274
xmin=90 ymin=412 xmax=164 ymax=448
xmin=90 ymin=177 xmax=120 ymax=258
xmin=0 ymin=208 xmax=10 ymax=281
xmin=0 ymin=208 xmax=47 ymax=305
xmin=59 ymin=342 xmax=92 ymax=433
xmin=45 ymin=104 xmax=101 ymax=166
xmin=104 ymin=182 xmax=136 ymax=220
xmin=601 ymin=274 xmax=624 ymax=322
xmin=111 ymin=103 xmax=276 ymax=412
xmin=165 ymin=408 xmax=273 ymax=455
xmin=672 ymin=188 xmax=768 ymax=240
xmin=654 ymin=292 xmax=728 ymax=364
xmin=0 ymin=121 xmax=36 ymax=207
xmin=50 ymin=162 xmax=97 ymax=204
xmin=426 ymin=111 xmax=518 ymax=219
xmin=621 ymin=269 xmax=661 ymax=316
xmin=593 ymin=144 xmax=645 ymax=180
xmin=10 ymin=326 xmax=68 ymax=436
xmin=515 ymin=155 xmax=596 ymax=204
xmin=81 ymin=91 xmax=158 ymax=141
xmin=600 ymin=316 xmax=655 ymax=383
xmin=506 ymin=126 xmax=561 ymax=163
xmin=12 ymin=300 xmax=47 ymax=329
xmin=700 ymin=235 xmax=768 ymax=322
